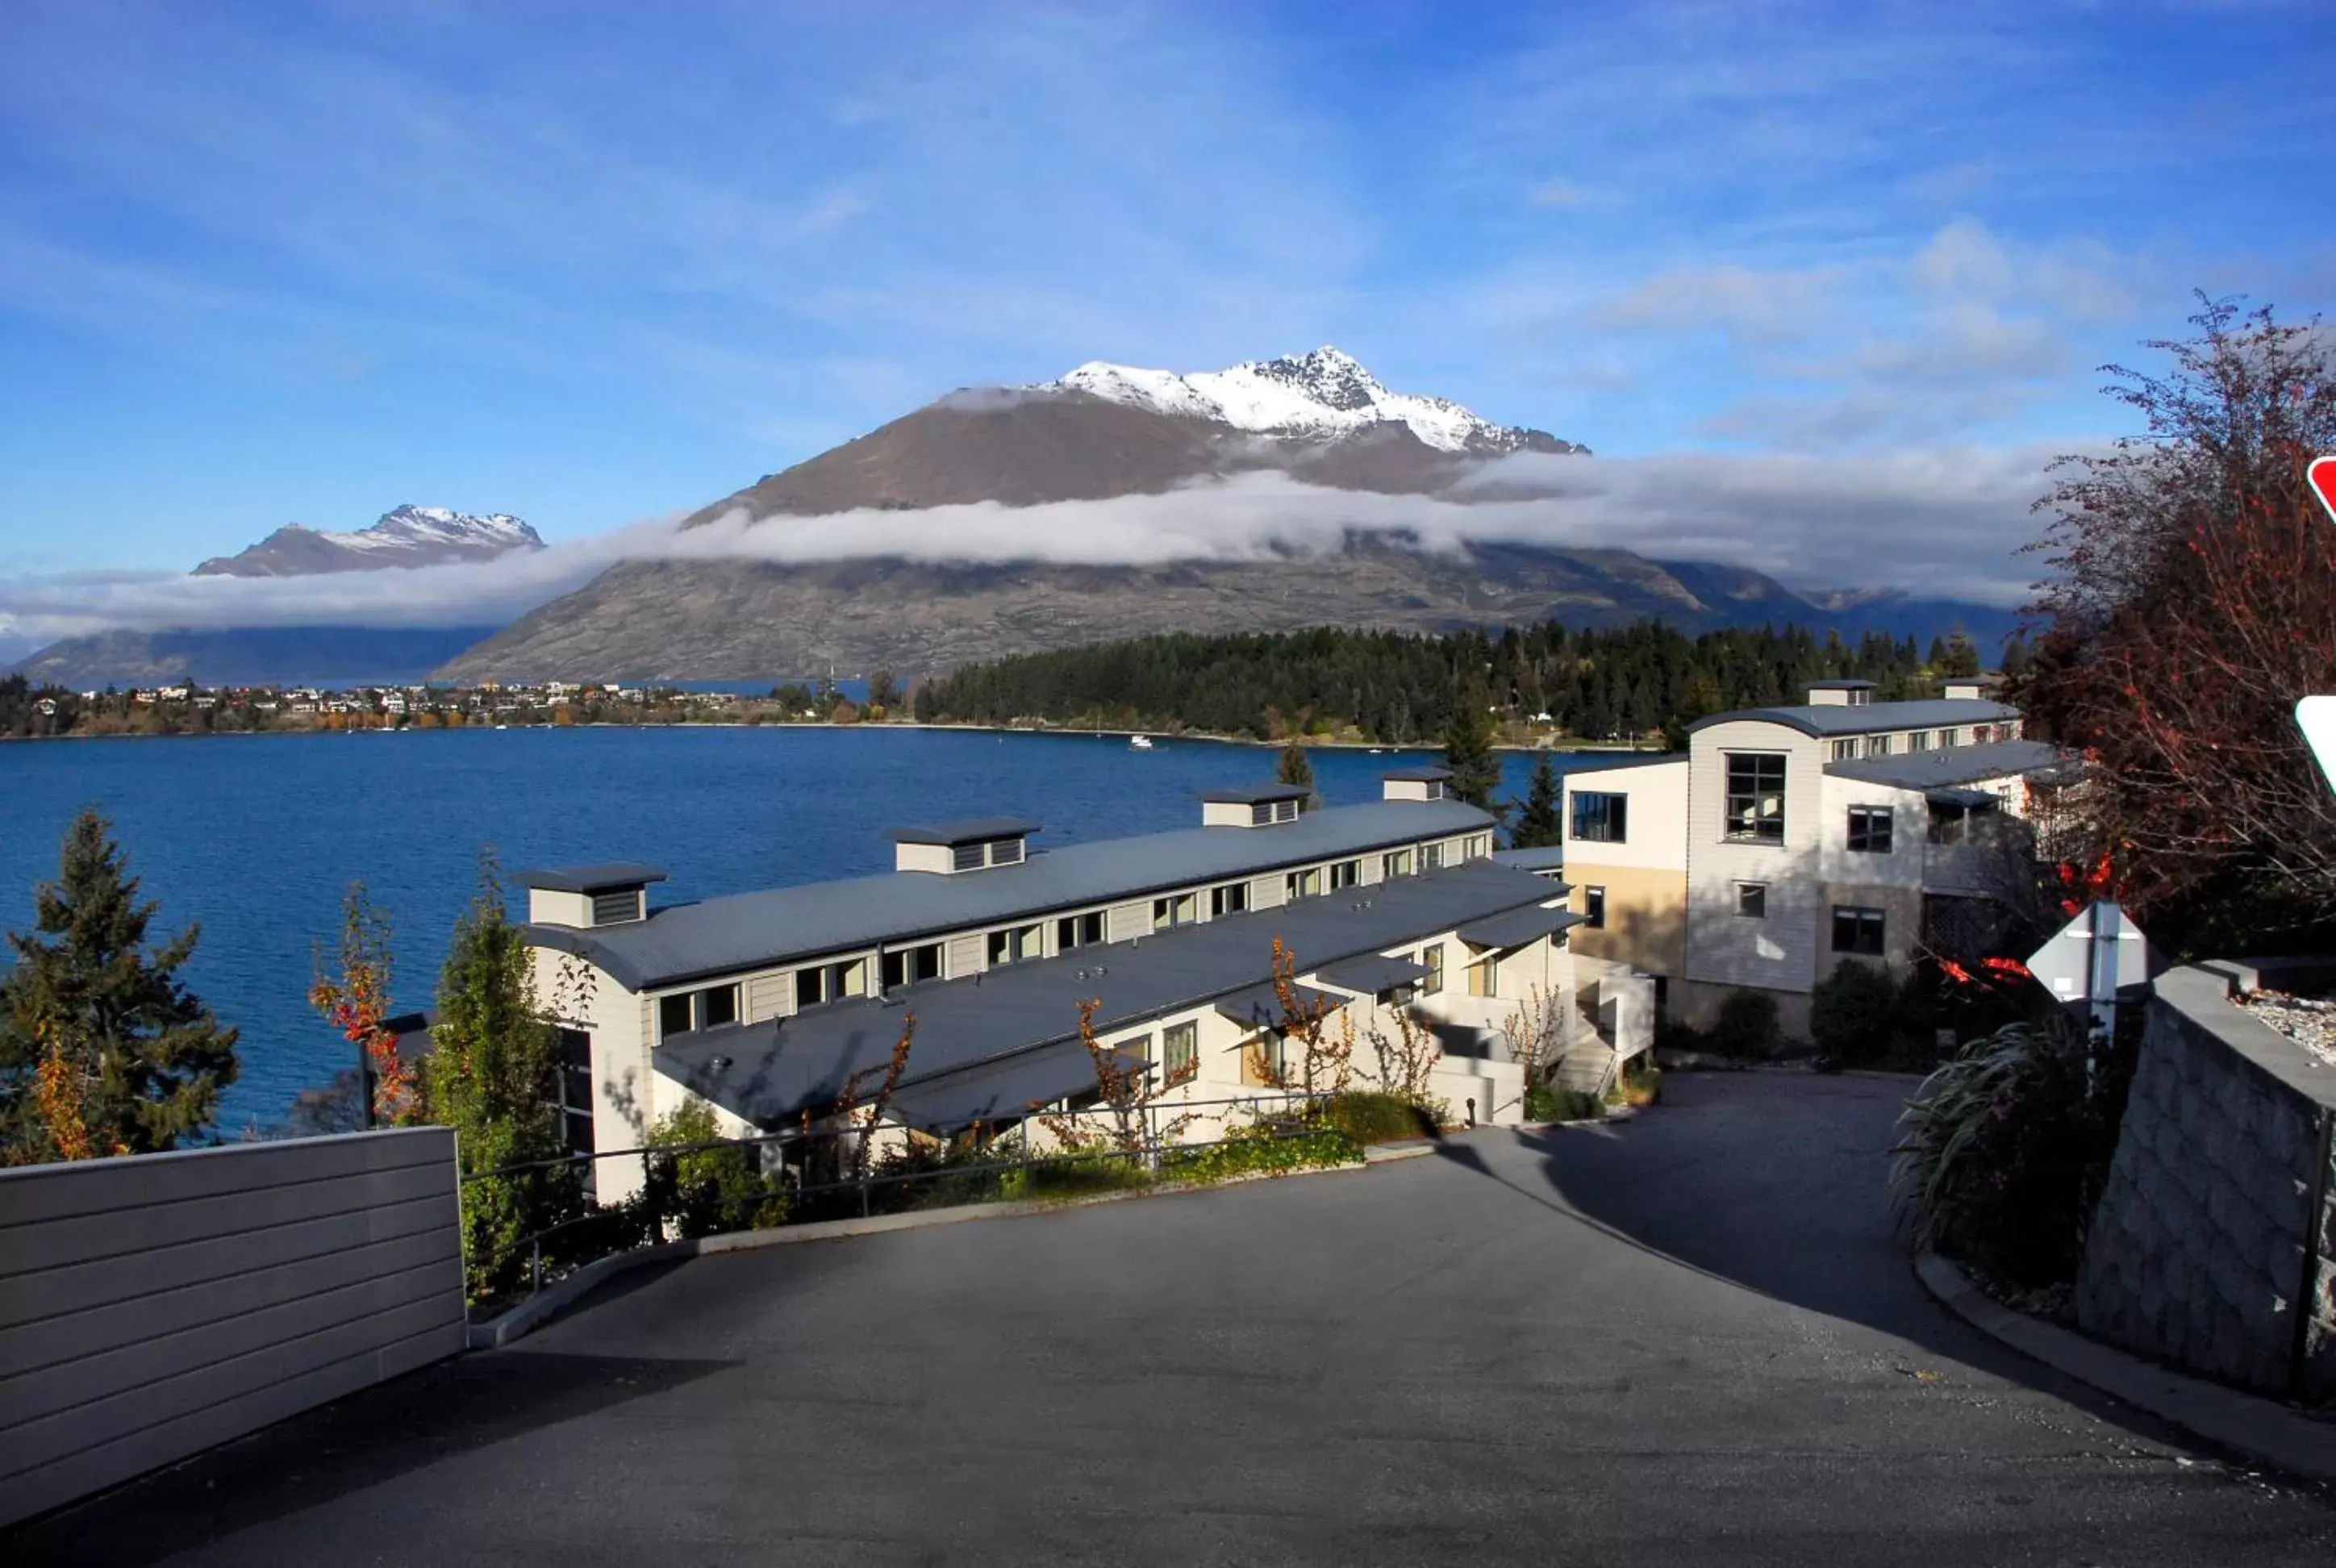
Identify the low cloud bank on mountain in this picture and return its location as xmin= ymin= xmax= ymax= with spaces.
xmin=0 ymin=444 xmax=2069 ymax=641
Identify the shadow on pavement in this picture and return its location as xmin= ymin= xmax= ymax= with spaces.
xmin=6 ymin=1349 xmax=732 ymax=1568
xmin=1481 ymin=1070 xmax=2288 ymax=1463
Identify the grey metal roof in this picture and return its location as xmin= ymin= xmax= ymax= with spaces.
xmin=887 ymin=1045 xmax=1145 ymax=1132
xmin=1459 ymin=905 xmax=1587 ymax=950
xmin=889 ymin=816 xmax=1041 ymax=846
xmin=1381 ymin=765 xmax=1453 ymax=782
xmin=1807 ymin=679 xmax=1877 ymax=690
xmin=1927 ymin=786 xmax=2000 ymax=809
xmin=511 ymin=861 xmax=670 ymax=893
xmin=1199 ymin=783 xmax=1310 ymax=804
xmin=1687 ymin=698 xmax=2015 ymax=740
xmin=655 ymin=858 xmax=1564 ymax=1126
xmin=1552 ymin=751 xmax=1684 ymax=777
xmin=532 ymin=798 xmax=1495 ymax=992
xmin=1823 ymin=738 xmax=2067 ymax=792
xmin=1488 ymin=845 xmax=1567 ymax=874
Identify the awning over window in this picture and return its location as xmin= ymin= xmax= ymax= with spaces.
xmin=1215 ymin=982 xmax=1341 ymax=1029
xmin=1457 ymin=904 xmax=1587 ymax=950
xmin=1925 ymin=786 xmax=1999 ymax=811
xmin=888 ymin=1044 xmax=1146 ymax=1132
xmin=1316 ymin=953 xmax=1432 ymax=995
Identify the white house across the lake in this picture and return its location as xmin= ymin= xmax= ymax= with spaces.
xmin=519 ymin=771 xmax=1649 ymax=1197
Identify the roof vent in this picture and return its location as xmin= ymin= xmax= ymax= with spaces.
xmin=1199 ymin=783 xmax=1308 ymax=828
xmin=1806 ymin=680 xmax=1876 ymax=707
xmin=1381 ymin=767 xmax=1450 ymax=803
xmin=511 ymin=862 xmax=668 ymax=928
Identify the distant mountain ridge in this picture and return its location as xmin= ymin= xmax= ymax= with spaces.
xmin=194 ymin=504 xmax=541 ymax=576
xmin=12 ymin=626 xmax=505 ymax=689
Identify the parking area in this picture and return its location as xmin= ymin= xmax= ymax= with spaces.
xmin=18 ymin=1072 xmax=2336 ymax=1566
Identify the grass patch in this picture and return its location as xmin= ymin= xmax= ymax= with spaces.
xmin=999 ymin=1153 xmax=1153 ymax=1203
xmin=1320 ymin=1091 xmax=1440 ymax=1145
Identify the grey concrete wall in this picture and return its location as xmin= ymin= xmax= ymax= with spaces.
xmin=2075 ymin=964 xmax=2336 ymax=1403
xmin=0 ymin=1126 xmax=465 ymax=1527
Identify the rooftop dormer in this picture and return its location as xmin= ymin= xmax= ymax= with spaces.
xmin=1806 ymin=680 xmax=1875 ymax=707
xmin=891 ymin=816 xmax=1041 ymax=874
xmin=1380 ymin=766 xmax=1451 ymax=803
xmin=1942 ymin=673 xmax=2005 ymax=702
xmin=513 ymin=862 xmax=668 ymax=928
xmin=1200 ymin=783 xmax=1308 ymax=828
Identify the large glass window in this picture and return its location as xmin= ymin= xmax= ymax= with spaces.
xmin=1583 ymin=886 xmax=1606 ymax=928
xmin=1329 ymin=860 xmax=1360 ymax=891
xmin=1422 ymin=843 xmax=1445 ymax=871
xmin=1846 ymin=806 xmax=1894 ymax=853
xmin=1724 ymin=753 xmax=1787 ymax=843
xmin=1570 ymin=791 xmax=1629 ymax=843
xmin=1285 ymin=867 xmax=1323 ymax=901
xmin=1736 ymin=883 xmax=1767 ymax=919
xmin=1420 ymin=943 xmax=1445 ymax=995
xmin=881 ymin=943 xmax=942 ymax=990
xmin=1382 ymin=848 xmax=1414 ymax=879
xmin=1832 ymin=906 xmax=1887 ymax=956
xmin=1152 ymin=892 xmax=1198 ymax=931
xmin=1057 ymin=911 xmax=1105 ymax=949
xmin=1210 ymin=882 xmax=1249 ymax=917
xmin=1163 ymin=1021 xmax=1198 ymax=1082
xmin=661 ymin=984 xmax=738 ymax=1037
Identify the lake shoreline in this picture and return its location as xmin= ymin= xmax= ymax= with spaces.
xmin=3 ymin=718 xmax=1665 ymax=757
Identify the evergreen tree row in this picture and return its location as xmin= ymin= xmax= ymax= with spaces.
xmin=912 ymin=620 xmax=2008 ymax=744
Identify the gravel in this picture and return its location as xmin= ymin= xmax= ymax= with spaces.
xmin=2238 ymin=988 xmax=2336 ymax=1070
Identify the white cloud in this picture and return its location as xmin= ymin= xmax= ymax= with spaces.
xmin=0 ymin=444 xmax=2075 ymax=648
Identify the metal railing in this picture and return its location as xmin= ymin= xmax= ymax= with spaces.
xmin=456 ymin=1090 xmax=1335 ymax=1312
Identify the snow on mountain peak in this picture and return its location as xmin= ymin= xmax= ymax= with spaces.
xmin=336 ymin=505 xmax=544 ymax=553
xmin=1027 ymin=347 xmax=1556 ymax=454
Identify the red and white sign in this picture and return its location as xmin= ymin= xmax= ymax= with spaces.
xmin=2312 ymin=454 xmax=2336 ymax=527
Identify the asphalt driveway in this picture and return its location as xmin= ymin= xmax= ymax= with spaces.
xmin=18 ymin=1072 xmax=2336 ymax=1566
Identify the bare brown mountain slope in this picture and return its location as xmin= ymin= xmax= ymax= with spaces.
xmin=433 ymin=542 xmax=1762 ymax=682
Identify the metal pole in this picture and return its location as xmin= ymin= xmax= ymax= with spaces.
xmin=532 ymin=1236 xmax=542 ymax=1296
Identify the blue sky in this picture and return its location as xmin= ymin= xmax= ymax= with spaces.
xmin=1 ymin=0 xmax=2330 ymax=588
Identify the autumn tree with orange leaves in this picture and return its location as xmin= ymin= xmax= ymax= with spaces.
xmin=2017 ymin=296 xmax=2336 ymax=953
xmin=310 ymin=882 xmax=416 ymax=1126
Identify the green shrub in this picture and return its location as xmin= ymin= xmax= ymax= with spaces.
xmin=1710 ymin=990 xmax=1781 ymax=1058
xmin=1166 ymin=1119 xmax=1360 ymax=1183
xmin=1533 ymin=1086 xmax=1604 ymax=1123
xmin=999 ymin=1151 xmax=1153 ymax=1202
xmin=1621 ymin=1061 xmax=1662 ymax=1107
xmin=1323 ymin=1091 xmax=1438 ymax=1145
xmin=1891 ymin=1015 xmax=2135 ymax=1288
xmin=641 ymin=1099 xmax=792 ymax=1239
xmin=1810 ymin=960 xmax=1901 ymax=1065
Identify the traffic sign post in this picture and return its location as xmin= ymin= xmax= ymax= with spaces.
xmin=2027 ymin=900 xmax=2155 ymax=1037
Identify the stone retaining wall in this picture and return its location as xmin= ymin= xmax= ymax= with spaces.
xmin=2075 ymin=962 xmax=2336 ymax=1404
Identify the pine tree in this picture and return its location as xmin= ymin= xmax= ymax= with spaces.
xmin=1512 ymin=753 xmax=1562 ymax=849
xmin=1441 ymin=682 xmax=1504 ymax=815
xmin=0 ymin=808 xmax=239 ymax=1163
xmin=1274 ymin=738 xmax=1320 ymax=811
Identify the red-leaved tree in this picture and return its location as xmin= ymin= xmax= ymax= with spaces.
xmin=2017 ymin=295 xmax=2336 ymax=950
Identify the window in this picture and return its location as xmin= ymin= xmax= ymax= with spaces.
xmin=1736 ymin=882 xmax=1767 ymax=919
xmin=1330 ymin=859 xmax=1360 ymax=890
xmin=1210 ymin=882 xmax=1249 ymax=917
xmin=1833 ymin=905 xmax=1887 ymax=956
xmin=660 ymin=985 xmax=739 ymax=1037
xmin=1846 ymin=806 xmax=1894 ymax=854
xmin=557 ymin=1028 xmax=595 ymax=1166
xmin=1420 ymin=943 xmax=1445 ymax=995
xmin=1466 ymin=955 xmax=1499 ymax=997
xmin=590 ymin=889 xmax=640 ymax=926
xmin=1583 ymin=886 xmax=1606 ymax=928
xmin=1724 ymin=753 xmax=1787 ymax=843
xmin=797 ymin=961 xmax=865 ymax=1007
xmin=1261 ymin=1032 xmax=1286 ymax=1081
xmin=1469 ymin=835 xmax=1491 ymax=859
xmin=1121 ymin=1033 xmax=1153 ymax=1073
xmin=1909 ymin=730 xmax=1931 ymax=752
xmin=1163 ymin=1021 xmax=1198 ymax=1082
xmin=1422 ymin=842 xmax=1445 ymax=870
xmin=951 ymin=841 xmax=984 ymax=872
xmin=1057 ymin=911 xmax=1105 ymax=949
xmin=987 ymin=924 xmax=1041 ymax=965
xmin=1285 ymin=867 xmax=1322 ymax=901
xmin=1829 ymin=739 xmax=1858 ymax=761
xmin=1382 ymin=848 xmax=1414 ymax=878
xmin=1570 ymin=791 xmax=1629 ymax=843
xmin=1152 ymin=892 xmax=1198 ymax=931
xmin=1940 ymin=728 xmax=1961 ymax=748
xmin=881 ymin=943 xmax=941 ymax=990
xmin=1864 ymin=736 xmax=1892 ymax=758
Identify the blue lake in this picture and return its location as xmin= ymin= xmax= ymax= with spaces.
xmin=0 ymin=727 xmax=1600 ymax=1130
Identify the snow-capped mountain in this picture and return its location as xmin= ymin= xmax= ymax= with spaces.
xmin=1027 ymin=347 xmax=1579 ymax=457
xmin=193 ymin=506 xmax=544 ymax=577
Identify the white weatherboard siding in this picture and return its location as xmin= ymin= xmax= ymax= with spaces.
xmin=1562 ymin=759 xmax=1689 ymax=873
xmin=1249 ymin=874 xmax=1287 ymax=911
xmin=946 ymin=933 xmax=984 ymax=978
xmin=1107 ymin=902 xmax=1149 ymax=942
xmin=745 ymin=971 xmax=793 ymax=1023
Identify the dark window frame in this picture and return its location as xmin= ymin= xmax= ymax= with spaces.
xmin=1846 ymin=805 xmax=1894 ymax=854
xmin=1832 ymin=905 xmax=1887 ymax=956
xmin=1570 ymin=791 xmax=1629 ymax=844
xmin=1736 ymin=882 xmax=1767 ymax=919
xmin=1583 ymin=886 xmax=1606 ymax=929
xmin=1724 ymin=753 xmax=1788 ymax=844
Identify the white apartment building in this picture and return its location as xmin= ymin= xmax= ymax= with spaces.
xmin=518 ymin=776 xmax=1616 ymax=1195
xmin=1561 ymin=678 xmax=2074 ymax=1033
